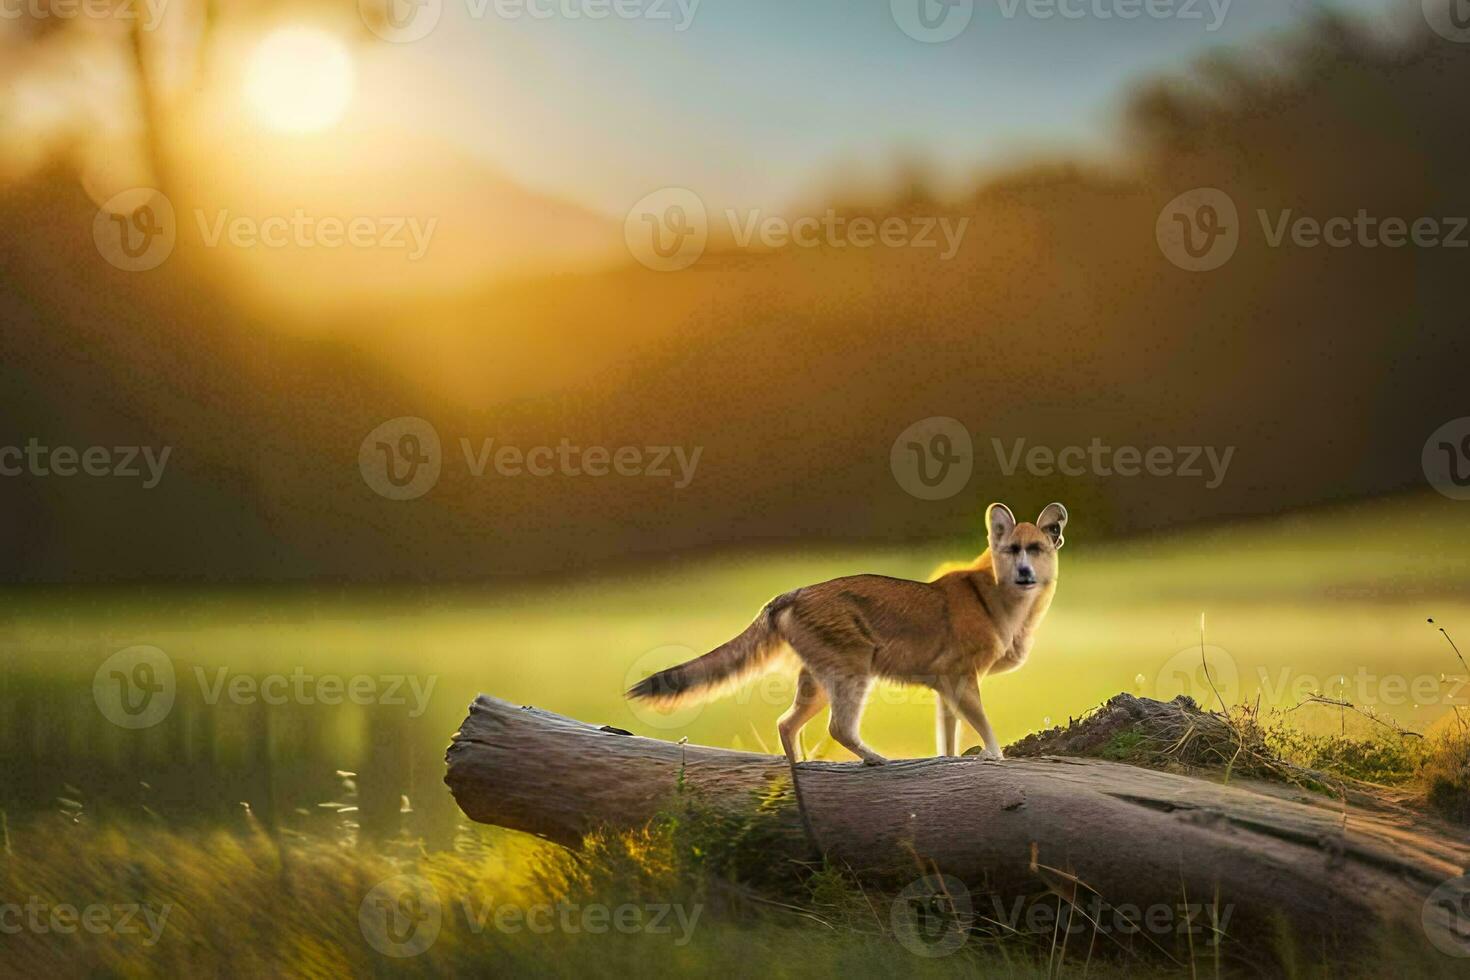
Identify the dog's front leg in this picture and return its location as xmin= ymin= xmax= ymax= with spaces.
xmin=946 ymin=674 xmax=1004 ymax=760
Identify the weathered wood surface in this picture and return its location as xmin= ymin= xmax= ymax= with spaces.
xmin=446 ymin=694 xmax=1469 ymax=959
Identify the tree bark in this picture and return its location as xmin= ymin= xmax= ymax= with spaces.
xmin=445 ymin=694 xmax=1469 ymax=962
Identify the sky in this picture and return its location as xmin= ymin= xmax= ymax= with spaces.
xmin=377 ymin=0 xmax=1406 ymax=217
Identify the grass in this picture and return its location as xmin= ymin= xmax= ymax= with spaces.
xmin=0 ymin=810 xmax=1191 ymax=979
xmin=3 ymin=492 xmax=1470 ymax=975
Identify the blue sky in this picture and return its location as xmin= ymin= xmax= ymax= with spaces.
xmin=389 ymin=0 xmax=1405 ymax=216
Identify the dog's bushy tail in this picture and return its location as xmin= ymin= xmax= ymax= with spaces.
xmin=625 ymin=594 xmax=795 ymax=708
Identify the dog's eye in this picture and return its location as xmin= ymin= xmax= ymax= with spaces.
xmin=1007 ymin=545 xmax=1021 ymax=555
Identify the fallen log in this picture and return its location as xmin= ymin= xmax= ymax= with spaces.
xmin=445 ymin=694 xmax=1469 ymax=965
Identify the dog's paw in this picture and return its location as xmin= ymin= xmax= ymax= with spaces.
xmin=861 ymin=755 xmax=888 ymax=767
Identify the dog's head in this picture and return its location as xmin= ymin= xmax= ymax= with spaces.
xmin=986 ymin=502 xmax=1068 ymax=591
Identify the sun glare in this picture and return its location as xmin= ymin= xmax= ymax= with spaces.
xmin=244 ymin=27 xmax=355 ymax=134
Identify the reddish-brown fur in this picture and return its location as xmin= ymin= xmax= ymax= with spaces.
xmin=627 ymin=502 xmax=1068 ymax=764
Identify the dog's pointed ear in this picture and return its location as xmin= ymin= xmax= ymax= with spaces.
xmin=987 ymin=503 xmax=1017 ymax=545
xmin=1037 ymin=502 xmax=1068 ymax=549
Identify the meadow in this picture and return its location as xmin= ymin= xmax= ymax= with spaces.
xmin=1 ymin=492 xmax=1468 ymax=975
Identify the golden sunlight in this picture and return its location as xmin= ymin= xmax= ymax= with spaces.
xmin=243 ymin=27 xmax=355 ymax=134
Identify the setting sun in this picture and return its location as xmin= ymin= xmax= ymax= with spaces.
xmin=244 ymin=27 xmax=355 ymax=134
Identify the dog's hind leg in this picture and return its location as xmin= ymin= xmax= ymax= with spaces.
xmin=820 ymin=673 xmax=887 ymax=766
xmin=777 ymin=667 xmax=828 ymax=764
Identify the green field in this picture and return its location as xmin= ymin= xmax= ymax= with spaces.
xmin=2 ymin=493 xmax=1468 ymax=976
xmin=6 ymin=491 xmax=1467 ymax=776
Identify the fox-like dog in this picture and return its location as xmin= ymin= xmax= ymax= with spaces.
xmin=626 ymin=502 xmax=1067 ymax=765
